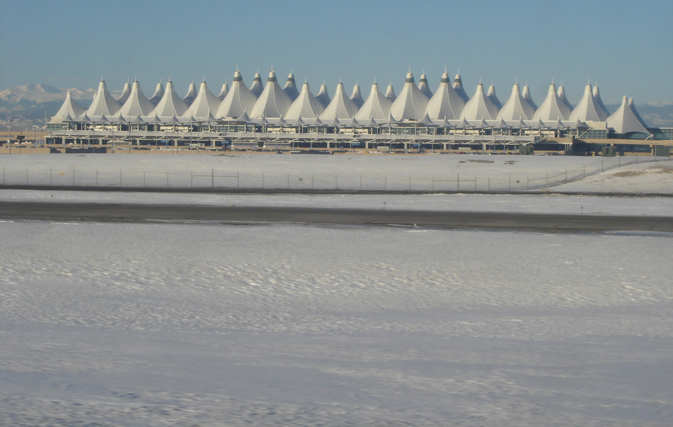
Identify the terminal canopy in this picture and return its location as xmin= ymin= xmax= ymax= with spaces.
xmin=460 ymin=83 xmax=499 ymax=121
xmin=87 ymin=81 xmax=122 ymax=117
xmin=320 ymin=82 xmax=359 ymax=121
xmin=116 ymin=81 xmax=154 ymax=118
xmin=569 ymin=84 xmax=608 ymax=122
xmin=390 ymin=71 xmax=429 ymax=121
xmin=426 ymin=71 xmax=465 ymax=121
xmin=52 ymin=91 xmax=86 ymax=122
xmin=183 ymin=82 xmax=221 ymax=121
xmin=150 ymin=81 xmax=189 ymax=118
xmin=250 ymin=70 xmax=293 ymax=119
xmin=216 ymin=70 xmax=258 ymax=120
xmin=315 ymin=83 xmax=331 ymax=108
xmin=496 ymin=83 xmax=535 ymax=121
xmin=532 ymin=83 xmax=571 ymax=121
xmin=350 ymin=84 xmax=365 ymax=108
xmin=607 ymin=96 xmax=650 ymax=135
xmin=284 ymin=82 xmax=325 ymax=121
xmin=354 ymin=82 xmax=393 ymax=122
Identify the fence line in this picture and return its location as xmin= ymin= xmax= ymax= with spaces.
xmin=1 ymin=156 xmax=670 ymax=193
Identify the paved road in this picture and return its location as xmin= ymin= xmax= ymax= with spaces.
xmin=1 ymin=201 xmax=672 ymax=233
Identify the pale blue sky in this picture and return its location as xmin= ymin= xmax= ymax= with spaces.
xmin=1 ymin=0 xmax=671 ymax=105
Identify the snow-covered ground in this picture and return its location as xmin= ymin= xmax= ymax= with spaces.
xmin=2 ymin=153 xmax=673 ymax=426
xmin=1 ymin=153 xmax=671 ymax=193
xmin=2 ymin=221 xmax=672 ymax=426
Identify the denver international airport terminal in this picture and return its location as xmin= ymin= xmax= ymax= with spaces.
xmin=46 ymin=69 xmax=673 ymax=155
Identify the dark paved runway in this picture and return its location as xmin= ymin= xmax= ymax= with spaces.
xmin=1 ymin=201 xmax=672 ymax=233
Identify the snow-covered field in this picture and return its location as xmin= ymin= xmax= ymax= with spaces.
xmin=1 ymin=153 xmax=671 ymax=193
xmin=2 ymin=153 xmax=673 ymax=426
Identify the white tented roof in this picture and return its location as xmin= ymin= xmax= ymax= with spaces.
xmin=350 ymin=84 xmax=364 ymax=108
xmin=532 ymin=83 xmax=571 ymax=121
xmin=425 ymin=71 xmax=465 ymax=120
xmin=557 ymin=85 xmax=573 ymax=110
xmin=496 ymin=83 xmax=535 ymax=121
xmin=218 ymin=82 xmax=229 ymax=99
xmin=283 ymin=72 xmax=300 ymax=101
xmin=116 ymin=82 xmax=131 ymax=104
xmin=284 ymin=82 xmax=325 ymax=121
xmin=182 ymin=83 xmax=197 ymax=105
xmin=182 ymin=81 xmax=221 ymax=120
xmin=593 ymin=85 xmax=611 ymax=118
xmin=460 ymin=83 xmax=499 ymax=120
xmin=452 ymin=73 xmax=470 ymax=103
xmin=418 ymin=73 xmax=433 ymax=99
xmin=607 ymin=96 xmax=650 ymax=135
xmin=390 ymin=72 xmax=429 ymax=121
xmin=249 ymin=72 xmax=264 ymax=97
xmin=87 ymin=80 xmax=122 ymax=117
xmin=250 ymin=70 xmax=293 ymax=119
xmin=150 ymin=81 xmax=189 ymax=118
xmin=569 ymin=84 xmax=608 ymax=122
xmin=116 ymin=81 xmax=154 ymax=118
xmin=215 ymin=70 xmax=258 ymax=120
xmin=52 ymin=91 xmax=87 ymax=121
xmin=148 ymin=82 xmax=164 ymax=105
xmin=319 ymin=82 xmax=359 ymax=121
xmin=522 ymin=84 xmax=538 ymax=110
xmin=629 ymin=97 xmax=648 ymax=128
xmin=385 ymin=83 xmax=396 ymax=102
xmin=354 ymin=82 xmax=393 ymax=122
xmin=486 ymin=84 xmax=502 ymax=109
xmin=315 ymin=83 xmax=331 ymax=108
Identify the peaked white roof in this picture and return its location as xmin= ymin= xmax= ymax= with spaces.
xmin=182 ymin=83 xmax=197 ymax=105
xmin=218 ymin=82 xmax=229 ymax=99
xmin=319 ymin=82 xmax=359 ymax=121
xmin=486 ymin=84 xmax=502 ymax=109
xmin=350 ymin=84 xmax=364 ymax=108
xmin=182 ymin=81 xmax=221 ymax=120
xmin=52 ymin=91 xmax=86 ymax=121
xmin=150 ymin=81 xmax=189 ymax=118
xmin=149 ymin=82 xmax=164 ymax=105
xmin=629 ymin=97 xmax=648 ymax=128
xmin=384 ymin=83 xmax=396 ymax=101
xmin=522 ymin=84 xmax=538 ymax=110
xmin=282 ymin=72 xmax=299 ymax=101
xmin=532 ymin=83 xmax=571 ymax=121
xmin=284 ymin=82 xmax=325 ymax=120
xmin=249 ymin=72 xmax=264 ymax=97
xmin=592 ymin=85 xmax=611 ymax=118
xmin=496 ymin=83 xmax=535 ymax=121
xmin=87 ymin=80 xmax=122 ymax=117
xmin=389 ymin=72 xmax=429 ymax=121
xmin=250 ymin=70 xmax=293 ymax=119
xmin=418 ymin=73 xmax=433 ymax=99
xmin=315 ymin=83 xmax=331 ymax=107
xmin=116 ymin=82 xmax=131 ymax=104
xmin=354 ymin=82 xmax=393 ymax=121
xmin=607 ymin=96 xmax=650 ymax=135
xmin=557 ymin=85 xmax=572 ymax=110
xmin=425 ymin=71 xmax=465 ymax=120
xmin=569 ymin=84 xmax=608 ymax=122
xmin=460 ymin=83 xmax=499 ymax=120
xmin=215 ymin=70 xmax=258 ymax=119
xmin=452 ymin=73 xmax=470 ymax=103
xmin=116 ymin=81 xmax=154 ymax=117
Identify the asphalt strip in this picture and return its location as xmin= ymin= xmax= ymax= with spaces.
xmin=1 ymin=201 xmax=673 ymax=234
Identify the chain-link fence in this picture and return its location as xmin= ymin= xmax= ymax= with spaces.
xmin=0 ymin=156 xmax=670 ymax=193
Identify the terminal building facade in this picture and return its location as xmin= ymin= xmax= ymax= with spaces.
xmin=46 ymin=70 xmax=672 ymax=153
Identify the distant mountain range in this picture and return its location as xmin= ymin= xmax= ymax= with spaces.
xmin=1 ymin=83 xmax=672 ymax=130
